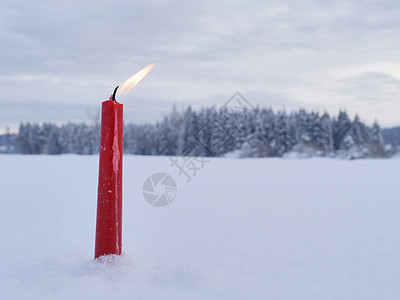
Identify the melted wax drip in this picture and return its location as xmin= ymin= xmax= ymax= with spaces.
xmin=112 ymin=102 xmax=120 ymax=253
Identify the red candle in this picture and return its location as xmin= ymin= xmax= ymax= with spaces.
xmin=94 ymin=63 xmax=154 ymax=259
xmin=95 ymin=88 xmax=123 ymax=259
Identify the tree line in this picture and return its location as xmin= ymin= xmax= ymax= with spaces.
xmin=14 ymin=106 xmax=390 ymax=158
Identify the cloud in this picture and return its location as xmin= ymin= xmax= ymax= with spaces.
xmin=337 ymin=72 xmax=400 ymax=98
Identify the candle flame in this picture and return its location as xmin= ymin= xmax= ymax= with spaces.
xmin=118 ymin=63 xmax=154 ymax=96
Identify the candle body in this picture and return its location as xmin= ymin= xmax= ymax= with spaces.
xmin=95 ymin=100 xmax=123 ymax=259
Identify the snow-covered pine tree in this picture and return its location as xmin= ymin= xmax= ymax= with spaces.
xmin=210 ymin=109 xmax=230 ymax=156
xmin=368 ymin=120 xmax=387 ymax=157
xmin=168 ymin=104 xmax=186 ymax=156
xmin=316 ymin=112 xmax=333 ymax=152
xmin=217 ymin=107 xmax=236 ymax=154
xmin=246 ymin=108 xmax=275 ymax=157
xmin=370 ymin=120 xmax=384 ymax=145
xmin=46 ymin=124 xmax=63 ymax=154
xmin=124 ymin=124 xmax=137 ymax=154
xmin=340 ymin=115 xmax=371 ymax=157
xmin=295 ymin=109 xmax=311 ymax=144
xmin=198 ymin=107 xmax=214 ymax=156
xmin=182 ymin=107 xmax=202 ymax=156
xmin=16 ymin=123 xmax=31 ymax=154
xmin=350 ymin=115 xmax=369 ymax=146
xmin=85 ymin=123 xmax=99 ymax=155
xmin=273 ymin=112 xmax=292 ymax=156
xmin=287 ymin=113 xmax=298 ymax=150
xmin=156 ymin=117 xmax=178 ymax=156
xmin=333 ymin=110 xmax=351 ymax=150
xmin=135 ymin=125 xmax=152 ymax=155
xmin=231 ymin=109 xmax=248 ymax=150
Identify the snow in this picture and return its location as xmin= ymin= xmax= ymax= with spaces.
xmin=0 ymin=155 xmax=399 ymax=299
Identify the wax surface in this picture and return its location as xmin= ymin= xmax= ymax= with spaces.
xmin=95 ymin=100 xmax=123 ymax=258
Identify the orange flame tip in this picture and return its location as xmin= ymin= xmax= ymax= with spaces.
xmin=118 ymin=63 xmax=154 ymax=96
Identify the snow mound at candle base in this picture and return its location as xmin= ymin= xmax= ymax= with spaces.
xmin=0 ymin=155 xmax=399 ymax=299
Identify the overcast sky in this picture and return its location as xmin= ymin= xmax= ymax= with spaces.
xmin=1 ymin=0 xmax=399 ymax=132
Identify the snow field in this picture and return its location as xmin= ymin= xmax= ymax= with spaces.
xmin=0 ymin=155 xmax=399 ymax=299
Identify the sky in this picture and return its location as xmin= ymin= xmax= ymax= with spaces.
xmin=1 ymin=0 xmax=399 ymax=132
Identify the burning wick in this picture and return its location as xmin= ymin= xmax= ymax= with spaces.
xmin=111 ymin=86 xmax=119 ymax=102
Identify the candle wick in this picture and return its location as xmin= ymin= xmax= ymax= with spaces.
xmin=112 ymin=86 xmax=119 ymax=101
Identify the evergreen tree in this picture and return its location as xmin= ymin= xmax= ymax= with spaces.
xmin=355 ymin=115 xmax=370 ymax=145
xmin=312 ymin=113 xmax=333 ymax=151
xmin=368 ymin=120 xmax=386 ymax=157
xmin=273 ymin=112 xmax=291 ymax=156
xmin=16 ymin=123 xmax=31 ymax=154
xmin=182 ymin=107 xmax=202 ymax=156
xmin=295 ymin=109 xmax=311 ymax=143
xmin=333 ymin=110 xmax=351 ymax=150
xmin=218 ymin=107 xmax=236 ymax=153
xmin=370 ymin=120 xmax=384 ymax=145
xmin=246 ymin=108 xmax=275 ymax=156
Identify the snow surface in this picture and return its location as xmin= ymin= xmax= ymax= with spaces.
xmin=0 ymin=155 xmax=399 ymax=299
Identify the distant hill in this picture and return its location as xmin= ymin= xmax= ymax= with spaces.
xmin=382 ymin=127 xmax=400 ymax=147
